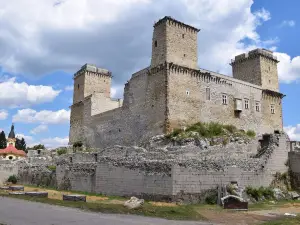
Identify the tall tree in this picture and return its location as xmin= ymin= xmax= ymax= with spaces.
xmin=0 ymin=131 xmax=6 ymax=149
xmin=16 ymin=138 xmax=27 ymax=152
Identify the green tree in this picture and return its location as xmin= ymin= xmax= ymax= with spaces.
xmin=27 ymin=144 xmax=45 ymax=150
xmin=16 ymin=138 xmax=27 ymax=152
xmin=0 ymin=131 xmax=7 ymax=149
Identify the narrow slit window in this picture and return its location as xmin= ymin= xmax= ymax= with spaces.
xmin=186 ymin=90 xmax=190 ymax=96
xmin=222 ymin=94 xmax=228 ymax=105
xmin=154 ymin=40 xmax=157 ymax=47
xmin=206 ymin=88 xmax=210 ymax=100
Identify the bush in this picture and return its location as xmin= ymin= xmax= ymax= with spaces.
xmin=47 ymin=165 xmax=56 ymax=171
xmin=205 ymin=193 xmax=218 ymax=205
xmin=246 ymin=186 xmax=274 ymax=201
xmin=73 ymin=141 xmax=83 ymax=148
xmin=57 ymin=148 xmax=67 ymax=156
xmin=7 ymin=175 xmax=18 ymax=184
xmin=246 ymin=130 xmax=256 ymax=138
xmin=223 ymin=124 xmax=237 ymax=133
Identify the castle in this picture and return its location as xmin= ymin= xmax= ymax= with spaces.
xmin=69 ymin=16 xmax=285 ymax=148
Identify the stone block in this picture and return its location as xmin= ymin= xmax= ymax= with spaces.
xmin=9 ymin=192 xmax=25 ymax=195
xmin=9 ymin=186 xmax=24 ymax=191
xmin=63 ymin=194 xmax=86 ymax=202
xmin=25 ymin=192 xmax=48 ymax=198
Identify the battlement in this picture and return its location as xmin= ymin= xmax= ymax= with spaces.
xmin=154 ymin=16 xmax=200 ymax=33
xmin=74 ymin=64 xmax=112 ymax=78
xmin=231 ymin=48 xmax=279 ymax=65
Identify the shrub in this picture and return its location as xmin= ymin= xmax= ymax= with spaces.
xmin=223 ymin=124 xmax=237 ymax=133
xmin=7 ymin=175 xmax=18 ymax=184
xmin=165 ymin=128 xmax=182 ymax=139
xmin=246 ymin=130 xmax=256 ymax=138
xmin=73 ymin=141 xmax=83 ymax=148
xmin=205 ymin=193 xmax=218 ymax=205
xmin=47 ymin=165 xmax=56 ymax=171
xmin=246 ymin=186 xmax=274 ymax=201
xmin=57 ymin=148 xmax=67 ymax=156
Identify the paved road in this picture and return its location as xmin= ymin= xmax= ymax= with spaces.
xmin=0 ymin=197 xmax=216 ymax=225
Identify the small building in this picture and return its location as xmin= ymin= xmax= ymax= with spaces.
xmin=0 ymin=125 xmax=26 ymax=160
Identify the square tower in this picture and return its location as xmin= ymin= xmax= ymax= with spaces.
xmin=231 ymin=49 xmax=280 ymax=92
xmin=151 ymin=16 xmax=200 ymax=69
xmin=73 ymin=64 xmax=112 ymax=104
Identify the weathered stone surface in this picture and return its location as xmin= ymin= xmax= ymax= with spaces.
xmin=63 ymin=194 xmax=86 ymax=202
xmin=9 ymin=186 xmax=24 ymax=191
xmin=124 ymin=197 xmax=144 ymax=209
xmin=25 ymin=192 xmax=48 ymax=198
xmin=9 ymin=192 xmax=25 ymax=195
xmin=0 ymin=186 xmax=9 ymax=190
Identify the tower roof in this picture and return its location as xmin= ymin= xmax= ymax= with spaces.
xmin=154 ymin=16 xmax=200 ymax=32
xmin=8 ymin=124 xmax=15 ymax=139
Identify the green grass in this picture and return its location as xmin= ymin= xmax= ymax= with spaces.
xmin=260 ymin=216 xmax=300 ymax=225
xmin=166 ymin=121 xmax=256 ymax=140
xmin=0 ymin=191 xmax=206 ymax=221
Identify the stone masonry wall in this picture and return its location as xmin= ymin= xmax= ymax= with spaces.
xmin=167 ymin=66 xmax=282 ymax=135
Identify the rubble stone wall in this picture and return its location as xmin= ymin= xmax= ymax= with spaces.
xmin=0 ymin=162 xmax=17 ymax=184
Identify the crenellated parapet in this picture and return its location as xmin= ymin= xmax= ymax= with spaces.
xmin=154 ymin=16 xmax=200 ymax=33
xmin=74 ymin=63 xmax=112 ymax=79
xmin=231 ymin=48 xmax=279 ymax=65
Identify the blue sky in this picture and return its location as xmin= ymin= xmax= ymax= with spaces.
xmin=0 ymin=0 xmax=299 ymax=148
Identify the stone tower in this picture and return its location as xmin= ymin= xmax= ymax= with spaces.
xmin=73 ymin=64 xmax=112 ymax=104
xmin=151 ymin=16 xmax=200 ymax=69
xmin=231 ymin=49 xmax=279 ymax=92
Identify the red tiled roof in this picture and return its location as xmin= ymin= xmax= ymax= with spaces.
xmin=0 ymin=145 xmax=27 ymax=157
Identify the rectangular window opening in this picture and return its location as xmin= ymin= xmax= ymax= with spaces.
xmin=244 ymin=99 xmax=249 ymax=109
xmin=271 ymin=104 xmax=275 ymax=114
xmin=255 ymin=101 xmax=260 ymax=112
xmin=222 ymin=94 xmax=228 ymax=105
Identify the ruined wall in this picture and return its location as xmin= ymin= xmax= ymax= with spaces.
xmin=289 ymin=151 xmax=300 ymax=190
xmin=69 ymin=103 xmax=84 ymax=144
xmin=0 ymin=162 xmax=18 ymax=184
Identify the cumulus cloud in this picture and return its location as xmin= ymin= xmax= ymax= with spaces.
xmin=275 ymin=53 xmax=300 ymax=83
xmin=284 ymin=125 xmax=300 ymax=141
xmin=40 ymin=136 xmax=69 ymax=148
xmin=30 ymin=125 xmax=48 ymax=134
xmin=2 ymin=0 xmax=297 ymax=98
xmin=13 ymin=108 xmax=70 ymax=124
xmin=64 ymin=85 xmax=74 ymax=91
xmin=279 ymin=20 xmax=296 ymax=28
xmin=0 ymin=77 xmax=61 ymax=108
xmin=0 ymin=110 xmax=8 ymax=120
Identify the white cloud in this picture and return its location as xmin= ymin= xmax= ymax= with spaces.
xmin=40 ymin=136 xmax=69 ymax=148
xmin=65 ymin=85 xmax=74 ymax=91
xmin=0 ymin=110 xmax=8 ymax=120
xmin=13 ymin=108 xmax=70 ymax=124
xmin=0 ymin=77 xmax=61 ymax=108
xmin=30 ymin=125 xmax=48 ymax=134
xmin=275 ymin=53 xmax=300 ymax=83
xmin=284 ymin=125 xmax=300 ymax=141
xmin=279 ymin=20 xmax=296 ymax=28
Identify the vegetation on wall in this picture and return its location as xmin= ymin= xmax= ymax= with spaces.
xmin=165 ymin=122 xmax=256 ymax=140
xmin=57 ymin=148 xmax=67 ymax=156
xmin=27 ymin=144 xmax=46 ymax=150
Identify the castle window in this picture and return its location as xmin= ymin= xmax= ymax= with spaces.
xmin=182 ymin=34 xmax=185 ymax=38
xmin=154 ymin=40 xmax=157 ymax=47
xmin=184 ymin=54 xmax=186 ymax=57
xmin=255 ymin=101 xmax=260 ymax=112
xmin=77 ymin=84 xmax=80 ymax=89
xmin=206 ymin=88 xmax=210 ymax=100
xmin=271 ymin=104 xmax=275 ymax=114
xmin=244 ymin=99 xmax=249 ymax=109
xmin=222 ymin=94 xmax=228 ymax=105
xmin=186 ymin=90 xmax=190 ymax=96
